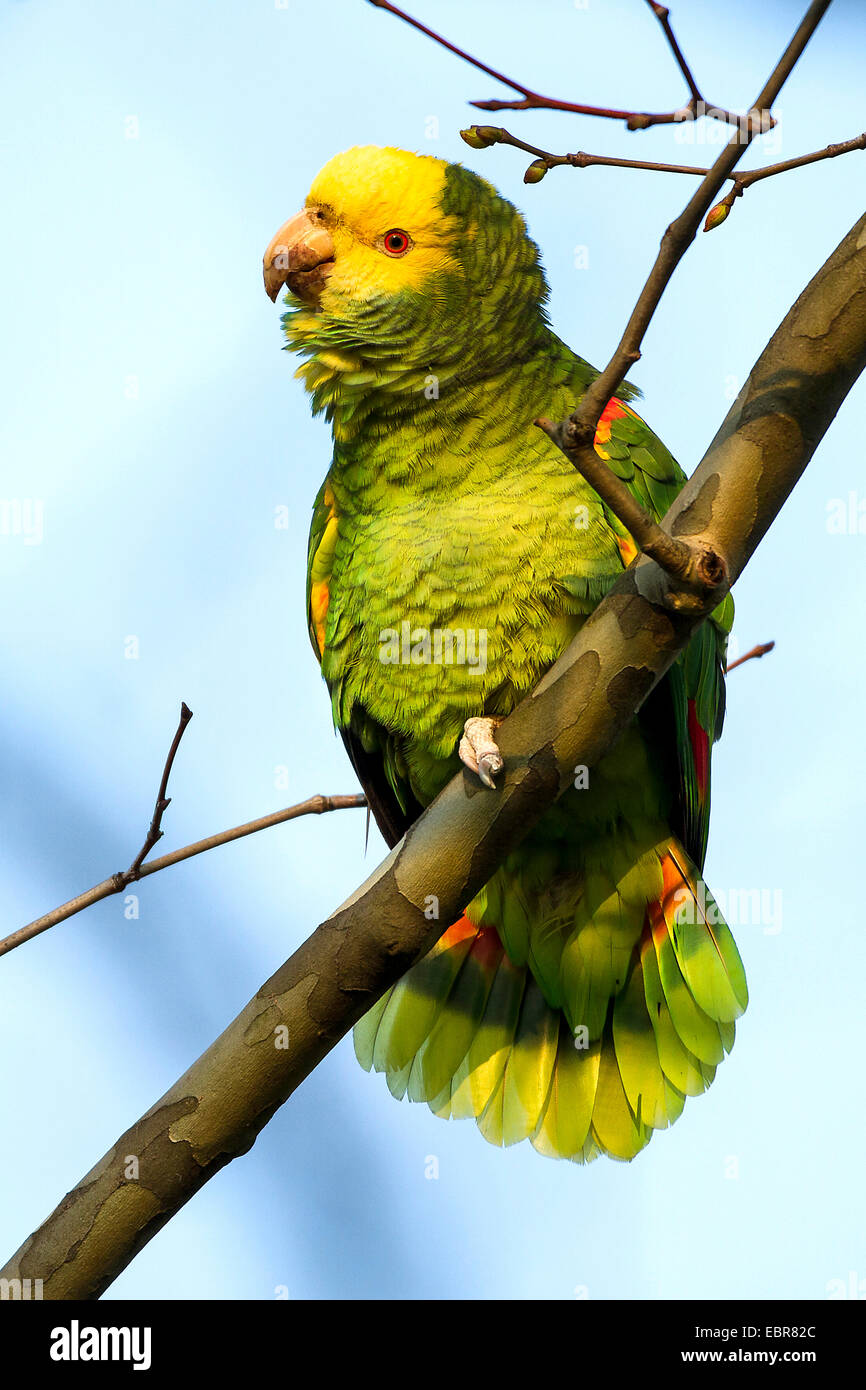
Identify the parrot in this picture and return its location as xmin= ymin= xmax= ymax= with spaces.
xmin=263 ymin=145 xmax=747 ymax=1163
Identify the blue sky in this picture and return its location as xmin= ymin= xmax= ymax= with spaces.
xmin=1 ymin=0 xmax=865 ymax=1300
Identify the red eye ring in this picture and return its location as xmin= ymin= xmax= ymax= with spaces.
xmin=381 ymin=228 xmax=412 ymax=257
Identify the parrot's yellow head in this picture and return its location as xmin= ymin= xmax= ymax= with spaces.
xmin=263 ymin=144 xmax=550 ymax=423
xmin=264 ymin=147 xmax=461 ymax=308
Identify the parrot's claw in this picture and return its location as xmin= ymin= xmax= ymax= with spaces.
xmin=459 ymin=717 xmax=504 ymax=788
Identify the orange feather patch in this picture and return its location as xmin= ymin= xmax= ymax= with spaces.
xmin=594 ymin=396 xmax=631 ymax=446
xmin=616 ymin=533 xmax=638 ymax=567
xmin=438 ymin=914 xmax=502 ymax=967
xmin=310 ymin=581 xmax=330 ymax=657
xmin=309 ymin=481 xmax=338 ymax=657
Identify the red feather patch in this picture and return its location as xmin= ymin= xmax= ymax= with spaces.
xmin=687 ymin=698 xmax=709 ymax=802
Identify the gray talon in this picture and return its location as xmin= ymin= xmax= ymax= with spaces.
xmin=478 ymin=753 xmax=503 ymax=787
xmin=459 ymin=717 xmax=504 ymax=789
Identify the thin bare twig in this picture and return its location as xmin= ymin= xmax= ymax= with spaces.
xmin=462 ymin=127 xmax=866 ymax=201
xmin=537 ymin=0 xmax=831 ymax=590
xmin=123 ymin=701 xmax=193 ymax=882
xmin=0 ymin=791 xmax=368 ymax=960
xmin=648 ymin=0 xmax=700 ymax=104
xmin=705 ymin=133 xmax=866 ymax=230
xmin=461 ymin=123 xmax=714 ymax=179
xmin=726 ymin=640 xmax=776 ymax=673
xmin=369 ymin=0 xmax=768 ymax=131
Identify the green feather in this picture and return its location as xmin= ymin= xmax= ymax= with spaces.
xmin=501 ymin=977 xmax=560 ymax=1142
xmin=407 ymin=931 xmax=497 ymax=1102
xmin=531 ymin=1024 xmax=600 ymax=1161
xmin=613 ymin=955 xmax=680 ymax=1130
xmin=373 ymin=925 xmax=476 ymax=1075
xmin=591 ymin=1023 xmax=651 ymax=1161
xmin=652 ymin=918 xmax=726 ymax=1066
xmin=641 ymin=935 xmax=709 ymax=1097
xmin=451 ymin=951 xmax=525 ymax=1122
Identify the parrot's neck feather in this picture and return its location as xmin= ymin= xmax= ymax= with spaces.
xmin=324 ymin=348 xmax=601 ymax=501
xmin=280 ymin=292 xmax=558 ymax=442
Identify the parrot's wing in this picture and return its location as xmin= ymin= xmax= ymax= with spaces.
xmin=339 ymin=717 xmax=424 ymax=849
xmin=593 ymin=396 xmax=734 ymax=871
xmin=306 ymin=478 xmax=338 ymax=663
xmin=662 ymin=595 xmax=733 ymax=868
xmin=306 ymin=476 xmax=423 ymax=848
xmin=639 ymin=601 xmax=732 ymax=870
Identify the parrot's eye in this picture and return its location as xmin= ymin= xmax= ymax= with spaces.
xmin=379 ymin=229 xmax=413 ymax=257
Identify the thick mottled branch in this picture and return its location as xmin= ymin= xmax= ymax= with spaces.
xmin=0 ymin=793 xmax=367 ymax=960
xmin=369 ymin=0 xmax=766 ymax=131
xmin=4 ymin=209 xmax=864 ymax=1300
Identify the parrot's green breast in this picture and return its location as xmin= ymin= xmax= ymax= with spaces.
xmin=318 ymin=349 xmax=630 ymax=803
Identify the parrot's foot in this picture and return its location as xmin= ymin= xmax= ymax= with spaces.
xmin=459 ymin=717 xmax=504 ymax=789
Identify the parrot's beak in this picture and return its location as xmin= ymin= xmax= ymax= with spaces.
xmin=263 ymin=208 xmax=335 ymax=305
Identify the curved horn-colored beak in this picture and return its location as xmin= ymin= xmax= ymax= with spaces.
xmin=263 ymin=209 xmax=335 ymax=304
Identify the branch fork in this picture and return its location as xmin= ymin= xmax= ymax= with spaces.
xmin=372 ymin=0 xmax=774 ymax=134
xmin=535 ymin=414 xmax=727 ymax=603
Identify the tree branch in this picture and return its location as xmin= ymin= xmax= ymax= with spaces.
xmin=124 ymin=702 xmax=193 ymax=881
xmin=536 ymin=411 xmax=717 ymax=590
xmin=535 ymin=0 xmax=831 ymax=582
xmin=647 ymin=0 xmax=700 ymax=106
xmin=369 ymin=0 xmax=770 ymax=131
xmin=725 ymin=640 xmax=776 ymax=674
xmin=0 ymin=792 xmax=367 ymax=960
xmin=5 ymin=207 xmax=864 ymax=1299
xmin=460 ymin=126 xmax=866 ymax=201
xmin=704 ymin=133 xmax=866 ymax=230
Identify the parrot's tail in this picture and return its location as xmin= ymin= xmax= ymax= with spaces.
xmin=353 ymin=837 xmax=748 ymax=1162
